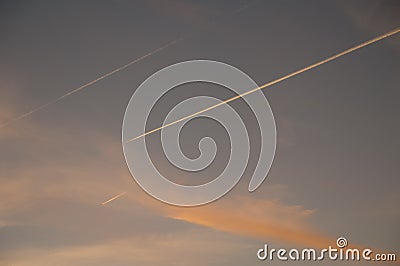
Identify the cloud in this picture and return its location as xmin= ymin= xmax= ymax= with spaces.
xmin=1 ymin=228 xmax=259 ymax=266
xmin=0 ymin=94 xmax=341 ymax=264
xmin=135 ymin=194 xmax=333 ymax=249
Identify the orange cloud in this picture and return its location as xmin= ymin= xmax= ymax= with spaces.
xmin=1 ymin=228 xmax=254 ymax=266
xmin=134 ymin=194 xmax=334 ymax=249
xmin=0 ymin=96 xmax=385 ymax=263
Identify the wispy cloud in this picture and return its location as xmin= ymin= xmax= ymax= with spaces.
xmin=0 ymin=95 xmax=365 ymax=265
xmin=0 ymin=102 xmax=329 ymax=266
xmin=1 ymin=228 xmax=256 ymax=266
xmin=134 ymin=194 xmax=333 ymax=249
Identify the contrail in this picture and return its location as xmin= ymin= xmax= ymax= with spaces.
xmin=0 ymin=38 xmax=183 ymax=129
xmin=126 ymin=27 xmax=400 ymax=143
xmin=0 ymin=2 xmax=260 ymax=129
xmin=101 ymin=191 xmax=127 ymax=206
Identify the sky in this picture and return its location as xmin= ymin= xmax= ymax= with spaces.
xmin=0 ymin=0 xmax=399 ymax=265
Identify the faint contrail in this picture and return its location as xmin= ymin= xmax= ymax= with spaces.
xmin=0 ymin=2 xmax=261 ymax=129
xmin=101 ymin=192 xmax=127 ymax=206
xmin=0 ymin=38 xmax=183 ymax=129
xmin=126 ymin=27 xmax=400 ymax=143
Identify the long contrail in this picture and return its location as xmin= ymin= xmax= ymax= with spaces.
xmin=101 ymin=192 xmax=127 ymax=206
xmin=108 ymin=27 xmax=400 ymax=206
xmin=0 ymin=38 xmax=183 ymax=129
xmin=126 ymin=27 xmax=400 ymax=143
